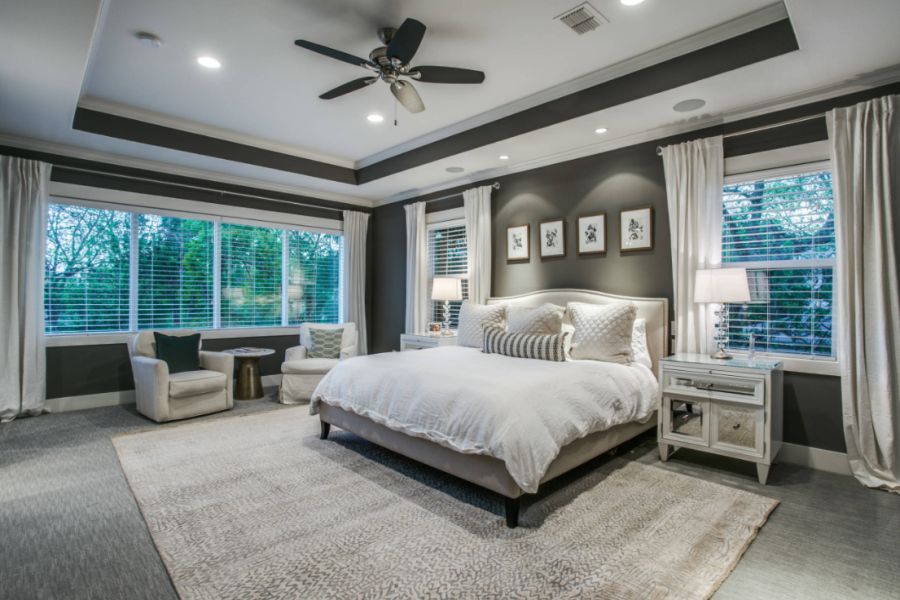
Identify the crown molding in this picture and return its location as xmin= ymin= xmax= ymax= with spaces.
xmin=78 ymin=96 xmax=356 ymax=169
xmin=356 ymin=2 xmax=789 ymax=169
xmin=0 ymin=133 xmax=375 ymax=208
xmin=373 ymin=69 xmax=900 ymax=206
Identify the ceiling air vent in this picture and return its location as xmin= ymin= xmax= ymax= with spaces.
xmin=556 ymin=2 xmax=608 ymax=35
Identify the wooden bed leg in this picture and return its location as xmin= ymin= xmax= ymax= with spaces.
xmin=505 ymin=497 xmax=520 ymax=529
xmin=320 ymin=421 xmax=331 ymax=440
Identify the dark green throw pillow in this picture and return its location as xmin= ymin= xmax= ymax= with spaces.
xmin=308 ymin=328 xmax=344 ymax=359
xmin=153 ymin=332 xmax=201 ymax=373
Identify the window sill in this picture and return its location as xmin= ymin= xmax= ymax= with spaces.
xmin=727 ymin=351 xmax=841 ymax=376
xmin=44 ymin=326 xmax=302 ymax=348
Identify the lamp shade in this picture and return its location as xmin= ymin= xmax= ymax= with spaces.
xmin=432 ymin=277 xmax=463 ymax=301
xmin=694 ymin=268 xmax=751 ymax=303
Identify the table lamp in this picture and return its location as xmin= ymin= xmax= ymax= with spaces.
xmin=694 ymin=268 xmax=751 ymax=359
xmin=431 ymin=277 xmax=463 ymax=334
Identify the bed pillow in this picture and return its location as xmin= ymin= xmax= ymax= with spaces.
xmin=457 ymin=301 xmax=506 ymax=348
xmin=567 ymin=301 xmax=637 ymax=364
xmin=483 ymin=326 xmax=568 ymax=362
xmin=631 ymin=318 xmax=653 ymax=369
xmin=507 ymin=303 xmax=565 ymax=335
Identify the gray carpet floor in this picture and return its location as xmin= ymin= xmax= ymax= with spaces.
xmin=2 ymin=394 xmax=899 ymax=600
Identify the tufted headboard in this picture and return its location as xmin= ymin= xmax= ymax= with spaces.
xmin=487 ymin=288 xmax=669 ymax=375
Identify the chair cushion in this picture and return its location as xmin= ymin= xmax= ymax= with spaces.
xmin=308 ymin=328 xmax=344 ymax=359
xmin=282 ymin=358 xmax=339 ymax=375
xmin=169 ymin=370 xmax=227 ymax=399
xmin=154 ymin=332 xmax=201 ymax=373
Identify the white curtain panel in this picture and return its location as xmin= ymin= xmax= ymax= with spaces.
xmin=463 ymin=185 xmax=493 ymax=304
xmin=404 ymin=201 xmax=428 ymax=334
xmin=0 ymin=156 xmax=50 ymax=423
xmin=829 ymin=95 xmax=900 ymax=493
xmin=341 ymin=210 xmax=369 ymax=355
xmin=661 ymin=136 xmax=724 ymax=355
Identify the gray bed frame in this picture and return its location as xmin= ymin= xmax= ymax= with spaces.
xmin=319 ymin=288 xmax=669 ymax=527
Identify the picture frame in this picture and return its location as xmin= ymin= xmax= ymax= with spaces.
xmin=506 ymin=224 xmax=530 ymax=261
xmin=577 ymin=213 xmax=606 ymax=255
xmin=539 ymin=219 xmax=566 ymax=258
xmin=619 ymin=207 xmax=653 ymax=252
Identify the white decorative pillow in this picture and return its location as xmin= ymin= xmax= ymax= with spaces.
xmin=568 ymin=301 xmax=637 ymax=363
xmin=507 ymin=303 xmax=565 ymax=335
xmin=457 ymin=301 xmax=506 ymax=348
xmin=631 ymin=318 xmax=652 ymax=369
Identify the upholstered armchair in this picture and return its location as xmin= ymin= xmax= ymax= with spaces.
xmin=279 ymin=323 xmax=358 ymax=404
xmin=129 ymin=330 xmax=235 ymax=423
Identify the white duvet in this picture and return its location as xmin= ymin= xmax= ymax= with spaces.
xmin=310 ymin=346 xmax=658 ymax=493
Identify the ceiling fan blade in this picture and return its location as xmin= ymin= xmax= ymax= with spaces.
xmin=319 ymin=77 xmax=378 ymax=100
xmin=294 ymin=39 xmax=374 ymax=68
xmin=386 ymin=18 xmax=426 ymax=63
xmin=409 ymin=66 xmax=485 ymax=84
xmin=390 ymin=80 xmax=425 ymax=113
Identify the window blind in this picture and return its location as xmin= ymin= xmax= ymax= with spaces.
xmin=287 ymin=230 xmax=342 ymax=325
xmin=220 ymin=223 xmax=283 ymax=328
xmin=138 ymin=214 xmax=214 ymax=329
xmin=44 ymin=204 xmax=131 ymax=334
xmin=722 ymin=169 xmax=835 ymax=358
xmin=428 ymin=224 xmax=468 ymax=327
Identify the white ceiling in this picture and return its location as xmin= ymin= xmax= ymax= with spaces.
xmin=1 ymin=0 xmax=900 ymax=206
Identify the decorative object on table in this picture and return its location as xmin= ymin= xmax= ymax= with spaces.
xmin=308 ymin=328 xmax=345 ymax=358
xmin=428 ymin=321 xmax=442 ymax=334
xmin=577 ymin=213 xmax=606 ymax=255
xmin=694 ymin=268 xmax=751 ymax=360
xmin=539 ymin=219 xmax=566 ymax=258
xmin=658 ymin=353 xmax=783 ymax=484
xmin=506 ymin=224 xmax=530 ymax=261
xmin=431 ymin=277 xmax=463 ymax=333
xmin=223 ymin=347 xmax=275 ymax=400
xmin=619 ymin=207 xmax=653 ymax=252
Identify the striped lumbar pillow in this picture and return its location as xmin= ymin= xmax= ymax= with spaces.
xmin=482 ymin=325 xmax=569 ymax=362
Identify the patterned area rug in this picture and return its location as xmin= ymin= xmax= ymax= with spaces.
xmin=113 ymin=408 xmax=778 ymax=599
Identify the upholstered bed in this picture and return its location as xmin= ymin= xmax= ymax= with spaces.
xmin=312 ymin=289 xmax=669 ymax=527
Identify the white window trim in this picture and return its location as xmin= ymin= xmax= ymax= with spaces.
xmin=716 ymin=159 xmax=839 ymax=376
xmin=45 ymin=183 xmax=343 ymax=343
xmin=426 ymin=206 xmax=464 ymax=225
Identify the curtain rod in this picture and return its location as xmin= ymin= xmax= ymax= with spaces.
xmin=424 ymin=181 xmax=501 ymax=204
xmin=655 ymin=113 xmax=825 ymax=156
xmin=54 ymin=164 xmax=362 ymax=215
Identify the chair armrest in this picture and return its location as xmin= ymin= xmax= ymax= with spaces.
xmin=131 ymin=356 xmax=170 ymax=422
xmin=285 ymin=345 xmax=308 ymax=362
xmin=199 ymin=351 xmax=234 ymax=406
xmin=340 ymin=330 xmax=359 ymax=359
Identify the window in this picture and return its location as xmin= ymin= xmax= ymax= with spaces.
xmin=721 ymin=168 xmax=835 ymax=359
xmin=428 ymin=222 xmax=467 ymax=328
xmin=44 ymin=200 xmax=342 ymax=335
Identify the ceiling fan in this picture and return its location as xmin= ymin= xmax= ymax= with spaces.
xmin=294 ymin=18 xmax=485 ymax=114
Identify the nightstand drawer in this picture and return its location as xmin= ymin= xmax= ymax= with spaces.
xmin=710 ymin=402 xmax=765 ymax=457
xmin=663 ymin=368 xmax=764 ymax=406
xmin=661 ymin=396 xmax=709 ymax=447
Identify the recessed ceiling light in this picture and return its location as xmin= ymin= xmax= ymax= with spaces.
xmin=366 ymin=113 xmax=384 ymax=123
xmin=620 ymin=0 xmax=646 ymax=6
xmin=673 ymin=98 xmax=706 ymax=112
xmin=594 ymin=127 xmax=608 ymax=134
xmin=445 ymin=166 xmax=465 ymax=173
xmin=197 ymin=56 xmax=221 ymax=69
xmin=499 ymin=155 xmax=509 ymax=160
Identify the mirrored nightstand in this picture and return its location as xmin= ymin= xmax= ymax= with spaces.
xmin=399 ymin=332 xmax=458 ymax=351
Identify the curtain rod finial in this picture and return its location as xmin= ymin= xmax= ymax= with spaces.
xmin=491 ymin=181 xmax=500 ymax=190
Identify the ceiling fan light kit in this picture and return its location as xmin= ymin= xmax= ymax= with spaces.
xmin=294 ymin=18 xmax=485 ymax=114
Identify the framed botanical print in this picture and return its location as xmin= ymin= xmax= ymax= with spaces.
xmin=539 ymin=219 xmax=565 ymax=258
xmin=506 ymin=224 xmax=530 ymax=261
xmin=577 ymin=213 xmax=606 ymax=255
xmin=620 ymin=207 xmax=653 ymax=252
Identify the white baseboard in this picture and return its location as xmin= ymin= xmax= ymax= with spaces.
xmin=46 ymin=375 xmax=284 ymax=413
xmin=777 ymin=442 xmax=850 ymax=476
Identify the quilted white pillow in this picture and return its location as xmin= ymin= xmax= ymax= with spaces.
xmin=507 ymin=303 xmax=565 ymax=335
xmin=457 ymin=301 xmax=506 ymax=348
xmin=631 ymin=318 xmax=652 ymax=369
xmin=568 ymin=301 xmax=637 ymax=363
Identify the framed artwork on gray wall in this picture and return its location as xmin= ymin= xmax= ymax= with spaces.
xmin=577 ymin=213 xmax=606 ymax=255
xmin=539 ymin=219 xmax=565 ymax=258
xmin=620 ymin=207 xmax=653 ymax=252
xmin=506 ymin=224 xmax=530 ymax=261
